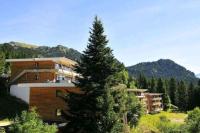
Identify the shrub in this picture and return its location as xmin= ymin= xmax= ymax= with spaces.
xmin=185 ymin=107 xmax=200 ymax=133
xmin=9 ymin=109 xmax=57 ymax=133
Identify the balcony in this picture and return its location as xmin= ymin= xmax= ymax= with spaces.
xmin=152 ymin=102 xmax=162 ymax=106
xmin=152 ymin=97 xmax=162 ymax=101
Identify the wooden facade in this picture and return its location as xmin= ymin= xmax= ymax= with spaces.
xmin=128 ymin=89 xmax=163 ymax=113
xmin=145 ymin=93 xmax=163 ymax=113
xmin=29 ymin=87 xmax=80 ymax=121
xmin=10 ymin=61 xmax=55 ymax=82
xmin=7 ymin=57 xmax=79 ymax=122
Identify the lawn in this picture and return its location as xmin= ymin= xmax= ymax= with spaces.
xmin=132 ymin=111 xmax=187 ymax=133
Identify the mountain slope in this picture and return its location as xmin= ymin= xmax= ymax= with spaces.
xmin=0 ymin=41 xmax=82 ymax=61
xmin=127 ymin=59 xmax=197 ymax=82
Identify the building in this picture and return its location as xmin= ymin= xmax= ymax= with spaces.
xmin=6 ymin=57 xmax=81 ymax=122
xmin=127 ymin=89 xmax=163 ymax=113
xmin=127 ymin=89 xmax=147 ymax=104
xmin=145 ymin=93 xmax=163 ymax=113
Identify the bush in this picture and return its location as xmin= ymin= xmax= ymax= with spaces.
xmin=184 ymin=107 xmax=200 ymax=133
xmin=9 ymin=109 xmax=57 ymax=133
xmin=0 ymin=127 xmax=5 ymax=133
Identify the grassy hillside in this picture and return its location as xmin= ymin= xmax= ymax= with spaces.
xmin=132 ymin=111 xmax=187 ymax=133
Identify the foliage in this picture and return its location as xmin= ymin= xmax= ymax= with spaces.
xmin=157 ymin=78 xmax=164 ymax=93
xmin=9 ymin=109 xmax=57 ymax=133
xmin=0 ymin=51 xmax=5 ymax=75
xmin=168 ymin=78 xmax=176 ymax=105
xmin=162 ymin=91 xmax=171 ymax=111
xmin=188 ymin=82 xmax=195 ymax=110
xmin=136 ymin=73 xmax=147 ymax=89
xmin=184 ymin=107 xmax=200 ymax=133
xmin=149 ymin=77 xmax=156 ymax=92
xmin=62 ymin=16 xmax=129 ymax=133
xmin=126 ymin=93 xmax=145 ymax=127
xmin=127 ymin=76 xmax=136 ymax=88
xmin=176 ymin=81 xmax=188 ymax=111
xmin=0 ymin=127 xmax=5 ymax=133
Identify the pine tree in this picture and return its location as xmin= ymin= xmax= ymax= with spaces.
xmin=168 ymin=78 xmax=176 ymax=105
xmin=149 ymin=77 xmax=156 ymax=92
xmin=188 ymin=82 xmax=194 ymax=110
xmin=157 ymin=78 xmax=164 ymax=93
xmin=193 ymin=80 xmax=200 ymax=107
xmin=63 ymin=17 xmax=126 ymax=133
xmin=0 ymin=52 xmax=5 ymax=75
xmin=177 ymin=81 xmax=188 ymax=111
xmin=162 ymin=89 xmax=171 ymax=111
xmin=137 ymin=74 xmax=147 ymax=89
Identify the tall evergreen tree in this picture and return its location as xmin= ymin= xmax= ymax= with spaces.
xmin=137 ymin=73 xmax=148 ymax=89
xmin=63 ymin=17 xmax=126 ymax=133
xmin=177 ymin=81 xmax=188 ymax=111
xmin=162 ymin=89 xmax=171 ymax=111
xmin=0 ymin=52 xmax=5 ymax=75
xmin=149 ymin=77 xmax=156 ymax=92
xmin=193 ymin=80 xmax=200 ymax=107
xmin=156 ymin=78 xmax=164 ymax=93
xmin=168 ymin=78 xmax=176 ymax=105
xmin=188 ymin=82 xmax=195 ymax=110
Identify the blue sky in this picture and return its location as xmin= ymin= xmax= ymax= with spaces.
xmin=0 ymin=0 xmax=200 ymax=74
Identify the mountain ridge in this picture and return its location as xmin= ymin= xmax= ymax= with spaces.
xmin=0 ymin=41 xmax=82 ymax=61
xmin=127 ymin=59 xmax=198 ymax=83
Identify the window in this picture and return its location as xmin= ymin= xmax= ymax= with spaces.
xmin=56 ymin=109 xmax=62 ymax=116
xmin=35 ymin=74 xmax=39 ymax=80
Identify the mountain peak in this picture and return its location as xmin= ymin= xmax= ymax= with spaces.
xmin=127 ymin=59 xmax=197 ymax=82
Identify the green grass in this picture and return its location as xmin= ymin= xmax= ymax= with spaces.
xmin=0 ymin=94 xmax=28 ymax=120
xmin=132 ymin=111 xmax=187 ymax=133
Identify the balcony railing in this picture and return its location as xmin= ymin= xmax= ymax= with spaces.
xmin=152 ymin=97 xmax=162 ymax=101
xmin=152 ymin=102 xmax=162 ymax=106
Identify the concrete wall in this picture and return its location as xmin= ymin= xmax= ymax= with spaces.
xmin=10 ymin=85 xmax=30 ymax=104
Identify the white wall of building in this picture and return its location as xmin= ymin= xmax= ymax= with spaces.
xmin=10 ymin=85 xmax=30 ymax=104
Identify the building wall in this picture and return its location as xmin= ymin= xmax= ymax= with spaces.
xmin=29 ymin=87 xmax=81 ymax=121
xmin=10 ymin=85 xmax=30 ymax=103
xmin=17 ymin=72 xmax=56 ymax=83
xmin=10 ymin=61 xmax=55 ymax=81
xmin=145 ymin=95 xmax=162 ymax=113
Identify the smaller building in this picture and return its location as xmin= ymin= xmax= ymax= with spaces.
xmin=145 ymin=93 xmax=163 ymax=113
xmin=127 ymin=89 xmax=163 ymax=113
xmin=127 ymin=89 xmax=147 ymax=106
